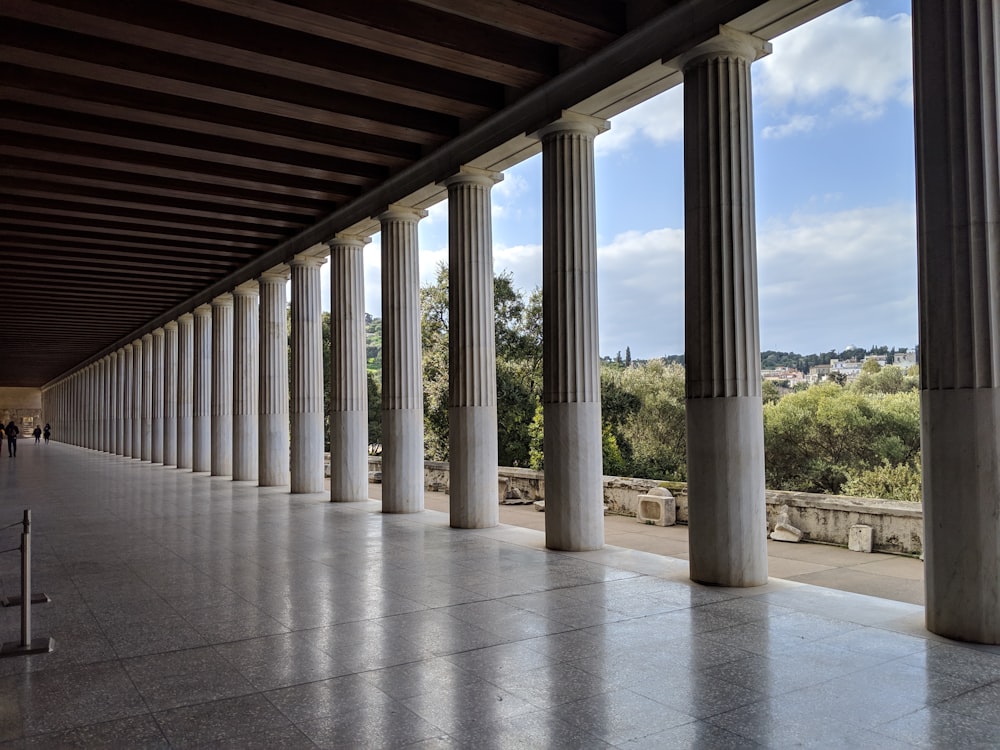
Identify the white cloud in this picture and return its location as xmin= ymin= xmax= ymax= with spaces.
xmin=598 ymin=87 xmax=684 ymax=154
xmin=761 ymin=113 xmax=818 ymax=140
xmin=755 ymin=1 xmax=912 ymax=121
xmin=757 ymin=204 xmax=917 ymax=351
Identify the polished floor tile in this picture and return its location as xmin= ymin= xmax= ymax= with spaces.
xmin=0 ymin=443 xmax=998 ymax=747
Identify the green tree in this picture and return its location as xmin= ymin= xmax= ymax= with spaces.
xmin=763 ymin=383 xmax=920 ymax=494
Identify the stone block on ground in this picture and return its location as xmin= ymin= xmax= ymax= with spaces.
xmin=636 ymin=487 xmax=676 ymax=526
xmin=848 ymin=524 xmax=873 ymax=553
xmin=770 ymin=504 xmax=804 ymax=543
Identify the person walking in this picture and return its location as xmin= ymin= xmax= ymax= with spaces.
xmin=6 ymin=421 xmax=19 ymax=457
xmin=32 ymin=426 xmax=41 ymax=444
xmin=43 ymin=423 xmax=51 ymax=444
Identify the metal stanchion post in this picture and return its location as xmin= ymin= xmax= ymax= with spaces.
xmin=1 ymin=510 xmax=54 ymax=657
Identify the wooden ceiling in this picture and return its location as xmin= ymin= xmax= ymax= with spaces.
xmin=0 ymin=0 xmax=832 ymax=387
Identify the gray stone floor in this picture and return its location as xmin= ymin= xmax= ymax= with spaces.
xmin=0 ymin=442 xmax=998 ymax=748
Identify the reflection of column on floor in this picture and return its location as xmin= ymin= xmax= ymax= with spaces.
xmin=328 ymin=235 xmax=369 ymax=503
xmin=681 ymin=28 xmax=770 ymax=588
xmin=913 ymin=0 xmax=1000 ymax=644
xmin=379 ymin=206 xmax=426 ymax=513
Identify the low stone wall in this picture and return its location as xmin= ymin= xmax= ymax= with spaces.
xmin=362 ymin=457 xmax=923 ymax=557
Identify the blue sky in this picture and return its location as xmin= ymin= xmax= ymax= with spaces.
xmin=349 ymin=0 xmax=916 ymax=359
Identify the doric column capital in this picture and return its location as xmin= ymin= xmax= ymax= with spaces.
xmin=142 ymin=332 xmax=153 ymax=344
xmin=534 ymin=110 xmax=609 ymax=142
xmin=212 ymin=293 xmax=234 ymax=309
xmin=259 ymin=264 xmax=290 ymax=283
xmin=152 ymin=327 xmax=164 ymax=338
xmin=327 ymin=233 xmax=371 ymax=251
xmin=677 ymin=25 xmax=770 ymax=71
xmin=440 ymin=165 xmax=503 ymax=189
xmin=164 ymin=320 xmax=178 ymax=332
xmin=178 ymin=312 xmax=194 ymax=325
xmin=233 ymin=280 xmax=259 ymax=298
xmin=378 ymin=204 xmax=428 ymax=224
xmin=290 ymin=253 xmax=327 ymax=269
xmin=193 ymin=303 xmax=212 ymax=319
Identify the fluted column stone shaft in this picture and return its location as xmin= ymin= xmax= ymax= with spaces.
xmin=123 ymin=344 xmax=134 ymax=457
xmin=116 ymin=348 xmax=126 ymax=454
xmin=914 ymin=0 xmax=1000 ymax=644
xmin=233 ymin=283 xmax=259 ymax=481
xmin=259 ymin=269 xmax=290 ymax=487
xmin=131 ymin=338 xmax=142 ymax=459
xmin=328 ymin=236 xmax=369 ymax=502
xmin=141 ymin=333 xmax=153 ymax=461
xmin=177 ymin=313 xmax=194 ymax=469
xmin=539 ymin=114 xmax=606 ymax=551
xmin=192 ymin=304 xmax=213 ymax=473
xmin=379 ymin=206 xmax=426 ymax=513
xmin=151 ymin=328 xmax=164 ymax=463
xmin=682 ymin=29 xmax=770 ymax=588
xmin=163 ymin=322 xmax=178 ymax=466
xmin=109 ymin=351 xmax=118 ymax=455
xmin=211 ymin=295 xmax=234 ymax=477
xmin=290 ymin=255 xmax=327 ymax=493
xmin=98 ymin=359 xmax=108 ymax=452
xmin=444 ymin=168 xmax=501 ymax=528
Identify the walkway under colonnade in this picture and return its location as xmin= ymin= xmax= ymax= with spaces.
xmin=1 ymin=442 xmax=999 ymax=746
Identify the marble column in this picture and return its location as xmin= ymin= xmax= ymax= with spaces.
xmin=259 ymin=268 xmax=290 ymax=487
xmin=211 ymin=294 xmax=234 ymax=477
xmin=290 ymin=254 xmax=327 ymax=493
xmin=328 ymin=235 xmax=369 ymax=502
xmin=98 ymin=359 xmax=107 ymax=452
xmin=233 ymin=282 xmax=259 ymax=481
xmin=177 ymin=313 xmax=194 ymax=469
xmin=141 ymin=332 xmax=153 ymax=461
xmin=131 ymin=338 xmax=143 ymax=459
xmin=116 ymin=347 xmax=126 ymax=455
xmin=538 ymin=113 xmax=607 ymax=551
xmin=192 ymin=304 xmax=213 ymax=473
xmin=379 ymin=205 xmax=426 ymax=513
xmin=151 ymin=328 xmax=164 ymax=464
xmin=913 ymin=1 xmax=1000 ymax=644
xmin=681 ymin=29 xmax=770 ymax=587
xmin=443 ymin=167 xmax=502 ymax=528
xmin=109 ymin=350 xmax=118 ymax=455
xmin=103 ymin=357 xmax=112 ymax=452
xmin=163 ymin=321 xmax=178 ymax=467
xmin=123 ymin=343 xmax=134 ymax=457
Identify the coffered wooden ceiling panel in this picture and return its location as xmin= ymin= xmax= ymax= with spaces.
xmin=0 ymin=0 xmax=835 ymax=386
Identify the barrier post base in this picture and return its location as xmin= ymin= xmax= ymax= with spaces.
xmin=0 ymin=637 xmax=54 ymax=658
xmin=1 ymin=593 xmax=50 ymax=607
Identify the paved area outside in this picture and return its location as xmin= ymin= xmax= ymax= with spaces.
xmin=380 ymin=486 xmax=927 ymax=607
xmin=0 ymin=441 xmax=997 ymax=748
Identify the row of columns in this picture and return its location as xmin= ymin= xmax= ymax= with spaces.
xmin=37 ymin=10 xmax=1000 ymax=645
xmin=38 ymin=31 xmax=766 ymax=568
xmin=43 ymin=257 xmax=329 ymax=494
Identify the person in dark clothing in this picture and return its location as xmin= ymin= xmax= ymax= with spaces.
xmin=6 ymin=421 xmax=19 ymax=457
xmin=43 ymin=423 xmax=51 ymax=444
xmin=33 ymin=426 xmax=41 ymax=444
